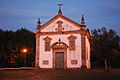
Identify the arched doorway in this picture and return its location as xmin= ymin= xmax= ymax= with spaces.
xmin=51 ymin=42 xmax=68 ymax=69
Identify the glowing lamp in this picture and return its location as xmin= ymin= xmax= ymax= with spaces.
xmin=22 ymin=48 xmax=28 ymax=53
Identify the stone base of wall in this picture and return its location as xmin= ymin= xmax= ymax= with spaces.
xmin=34 ymin=66 xmax=40 ymax=70
xmin=36 ymin=67 xmax=91 ymax=71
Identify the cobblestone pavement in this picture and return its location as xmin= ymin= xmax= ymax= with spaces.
xmin=0 ymin=69 xmax=120 ymax=80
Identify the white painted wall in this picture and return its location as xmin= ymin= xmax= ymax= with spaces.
xmin=39 ymin=34 xmax=82 ymax=68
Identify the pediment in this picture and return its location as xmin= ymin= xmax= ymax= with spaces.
xmin=43 ymin=36 xmax=52 ymax=41
xmin=68 ymin=35 xmax=77 ymax=40
xmin=40 ymin=15 xmax=81 ymax=32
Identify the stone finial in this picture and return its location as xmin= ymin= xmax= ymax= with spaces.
xmin=57 ymin=4 xmax=63 ymax=15
xmin=81 ymin=15 xmax=85 ymax=25
xmin=81 ymin=15 xmax=86 ymax=28
xmin=37 ymin=18 xmax=41 ymax=28
xmin=81 ymin=15 xmax=84 ymax=21
xmin=58 ymin=9 xmax=62 ymax=15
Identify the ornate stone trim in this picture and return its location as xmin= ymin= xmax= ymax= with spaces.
xmin=43 ymin=36 xmax=52 ymax=51
xmin=68 ymin=35 xmax=77 ymax=40
xmin=68 ymin=35 xmax=77 ymax=50
xmin=51 ymin=42 xmax=68 ymax=49
xmin=43 ymin=60 xmax=49 ymax=65
xmin=71 ymin=60 xmax=78 ymax=65
xmin=51 ymin=42 xmax=68 ymax=69
xmin=57 ymin=21 xmax=63 ymax=32
xmin=43 ymin=36 xmax=52 ymax=42
xmin=40 ymin=30 xmax=83 ymax=35
xmin=39 ymin=15 xmax=81 ymax=30
xmin=81 ymin=33 xmax=87 ymax=69
xmin=35 ymin=35 xmax=40 ymax=70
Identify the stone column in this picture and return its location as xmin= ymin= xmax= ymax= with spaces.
xmin=81 ymin=31 xmax=87 ymax=69
xmin=35 ymin=35 xmax=40 ymax=70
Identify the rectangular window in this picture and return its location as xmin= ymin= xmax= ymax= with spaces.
xmin=45 ymin=42 xmax=50 ymax=51
xmin=69 ymin=40 xmax=75 ymax=50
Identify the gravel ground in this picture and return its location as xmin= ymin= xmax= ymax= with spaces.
xmin=0 ymin=69 xmax=120 ymax=80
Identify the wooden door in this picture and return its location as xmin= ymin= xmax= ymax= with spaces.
xmin=55 ymin=52 xmax=64 ymax=69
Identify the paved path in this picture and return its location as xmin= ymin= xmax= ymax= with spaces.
xmin=0 ymin=70 xmax=120 ymax=80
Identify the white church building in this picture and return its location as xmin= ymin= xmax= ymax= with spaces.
xmin=35 ymin=8 xmax=90 ymax=70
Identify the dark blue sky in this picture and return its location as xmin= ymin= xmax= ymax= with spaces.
xmin=0 ymin=0 xmax=120 ymax=35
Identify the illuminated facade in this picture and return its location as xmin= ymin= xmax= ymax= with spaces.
xmin=35 ymin=9 xmax=90 ymax=70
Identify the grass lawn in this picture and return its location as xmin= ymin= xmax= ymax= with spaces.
xmin=0 ymin=69 xmax=120 ymax=80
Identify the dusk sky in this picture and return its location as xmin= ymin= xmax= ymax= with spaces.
xmin=0 ymin=0 xmax=120 ymax=35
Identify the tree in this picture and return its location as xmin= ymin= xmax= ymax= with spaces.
xmin=0 ymin=28 xmax=36 ymax=67
xmin=91 ymin=27 xmax=120 ymax=70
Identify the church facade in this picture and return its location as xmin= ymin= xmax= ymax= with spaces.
xmin=35 ymin=9 xmax=90 ymax=70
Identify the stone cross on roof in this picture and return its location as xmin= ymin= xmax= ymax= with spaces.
xmin=57 ymin=4 xmax=63 ymax=10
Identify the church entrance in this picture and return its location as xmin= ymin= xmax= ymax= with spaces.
xmin=55 ymin=52 xmax=64 ymax=69
xmin=51 ymin=41 xmax=68 ymax=69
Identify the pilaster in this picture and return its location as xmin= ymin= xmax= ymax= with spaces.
xmin=81 ymin=30 xmax=87 ymax=69
xmin=35 ymin=35 xmax=40 ymax=70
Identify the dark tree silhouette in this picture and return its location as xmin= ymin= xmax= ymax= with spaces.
xmin=0 ymin=28 xmax=35 ymax=67
xmin=91 ymin=27 xmax=120 ymax=70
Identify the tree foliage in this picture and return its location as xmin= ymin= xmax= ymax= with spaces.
xmin=91 ymin=27 xmax=120 ymax=69
xmin=0 ymin=28 xmax=35 ymax=67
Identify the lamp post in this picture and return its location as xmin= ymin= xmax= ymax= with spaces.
xmin=22 ymin=48 xmax=28 ymax=67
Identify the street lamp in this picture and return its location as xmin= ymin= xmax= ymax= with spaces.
xmin=22 ymin=48 xmax=28 ymax=67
